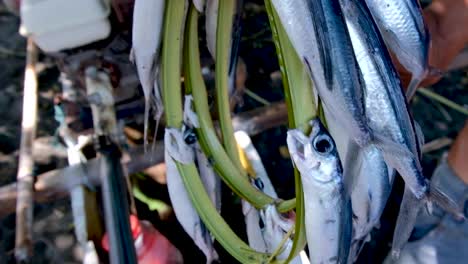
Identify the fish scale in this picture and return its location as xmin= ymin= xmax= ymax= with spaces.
xmin=365 ymin=0 xmax=430 ymax=99
xmin=339 ymin=0 xmax=462 ymax=259
xmin=271 ymin=0 xmax=371 ymax=147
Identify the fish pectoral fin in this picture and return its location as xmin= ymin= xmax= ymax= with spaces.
xmin=391 ymin=186 xmax=424 ymax=260
xmin=405 ymin=75 xmax=422 ymax=101
xmin=372 ymin=134 xmax=414 ymax=158
xmin=428 ymin=182 xmax=465 ymax=220
xmin=129 ymin=48 xmax=135 ymax=64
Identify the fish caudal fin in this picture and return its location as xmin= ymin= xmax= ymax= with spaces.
xmin=143 ymin=98 xmax=150 ymax=153
xmin=391 ymin=186 xmax=424 ymax=260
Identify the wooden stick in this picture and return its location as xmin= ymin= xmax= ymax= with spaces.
xmin=15 ymin=38 xmax=39 ymax=262
xmin=0 ymin=102 xmax=288 ymax=217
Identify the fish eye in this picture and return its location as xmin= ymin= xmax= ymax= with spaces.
xmin=313 ymin=135 xmax=334 ymax=154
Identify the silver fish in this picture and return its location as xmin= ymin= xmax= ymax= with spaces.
xmin=131 ymin=0 xmax=165 ymax=150
xmin=193 ymin=0 xmax=205 ymax=12
xmin=364 ymin=0 xmax=430 ymax=99
xmin=287 ymin=118 xmax=352 ymax=264
xmin=205 ymin=0 xmax=219 ymax=59
xmin=352 ymin=147 xmax=394 ymax=239
xmin=339 ymin=0 xmax=462 ymax=258
xmin=165 ymin=129 xmax=218 ymax=264
xmin=341 ymin=0 xmax=424 ymax=200
xmin=271 ymin=0 xmax=371 ymax=146
xmin=234 ymin=131 xmax=309 ymax=263
xmin=326 ymin=109 xmax=394 ymax=263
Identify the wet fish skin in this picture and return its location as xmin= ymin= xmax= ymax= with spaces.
xmin=164 ymin=129 xmax=218 ymax=264
xmin=193 ymin=0 xmax=205 ymax=12
xmin=287 ymin=118 xmax=351 ymax=264
xmin=351 ymin=146 xmax=393 ymax=240
xmin=205 ymin=0 xmax=219 ymax=59
xmin=235 ymin=131 xmax=309 ymax=263
xmin=364 ymin=0 xmax=430 ymax=99
xmin=339 ymin=0 xmax=462 ymax=258
xmin=271 ymin=0 xmax=371 ymax=147
xmin=325 ymin=108 xmax=394 ymax=263
xmin=131 ymin=0 xmax=165 ymax=148
xmin=340 ymin=0 xmax=426 ymax=199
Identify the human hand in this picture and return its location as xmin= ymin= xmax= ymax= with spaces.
xmin=396 ymin=0 xmax=468 ymax=89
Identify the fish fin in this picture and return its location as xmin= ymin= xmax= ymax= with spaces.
xmin=405 ymin=75 xmax=421 ymax=101
xmin=348 ymin=237 xmax=369 ymax=263
xmin=372 ymin=134 xmax=414 ymax=158
xmin=343 ymin=140 xmax=364 ymax=197
xmin=413 ymin=121 xmax=425 ymax=158
xmin=428 ymin=182 xmax=465 ymax=220
xmin=391 ymin=186 xmax=424 ymax=260
xmin=150 ymin=111 xmax=162 ymax=161
xmin=143 ymin=97 xmax=150 ymax=153
xmin=129 ymin=48 xmax=135 ymax=64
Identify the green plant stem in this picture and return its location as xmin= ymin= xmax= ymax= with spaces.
xmin=215 ymin=0 xmax=243 ymax=170
xmin=162 ymin=4 xmax=273 ymax=263
xmin=245 ymin=88 xmax=272 ymax=106
xmin=185 ymin=1 xmax=295 ymax=213
xmin=265 ymin=0 xmax=317 ymax=262
xmin=417 ymin=88 xmax=468 ymax=116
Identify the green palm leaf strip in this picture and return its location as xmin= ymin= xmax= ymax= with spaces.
xmin=215 ymin=0 xmax=243 ymax=170
xmin=163 ymin=2 xmax=280 ymax=263
xmin=265 ymin=0 xmax=317 ymax=262
xmin=185 ymin=1 xmax=295 ymax=212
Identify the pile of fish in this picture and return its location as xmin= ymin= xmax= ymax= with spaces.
xmin=276 ymin=0 xmax=462 ymax=262
xmin=130 ymin=0 xmax=463 ymax=263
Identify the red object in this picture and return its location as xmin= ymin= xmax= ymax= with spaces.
xmin=102 ymin=215 xmax=183 ymax=264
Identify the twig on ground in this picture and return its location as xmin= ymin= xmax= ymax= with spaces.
xmin=417 ymin=88 xmax=468 ymax=116
xmin=15 ymin=38 xmax=39 ymax=262
xmin=422 ymin=137 xmax=453 ymax=154
xmin=244 ymin=88 xmax=271 ymax=106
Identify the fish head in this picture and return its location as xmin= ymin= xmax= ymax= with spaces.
xmin=308 ymin=118 xmax=343 ymax=183
xmin=287 ymin=118 xmax=343 ymax=185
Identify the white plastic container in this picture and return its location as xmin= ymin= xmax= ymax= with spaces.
xmin=20 ymin=0 xmax=112 ymax=52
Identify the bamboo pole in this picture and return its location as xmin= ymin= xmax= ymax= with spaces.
xmin=15 ymin=38 xmax=39 ymax=262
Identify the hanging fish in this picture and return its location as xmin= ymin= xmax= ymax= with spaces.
xmin=193 ymin=0 xmax=205 ymax=13
xmin=164 ymin=129 xmax=218 ymax=263
xmin=271 ymin=0 xmax=371 ymax=147
xmin=131 ymin=0 xmax=165 ymax=150
xmin=205 ymin=0 xmax=219 ymax=59
xmin=338 ymin=0 xmax=462 ymax=258
xmin=287 ymin=118 xmax=352 ymax=264
xmin=364 ymin=0 xmax=432 ymax=99
xmin=234 ymin=131 xmax=309 ymax=263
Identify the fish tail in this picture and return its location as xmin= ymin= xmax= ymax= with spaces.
xmin=348 ymin=237 xmax=369 ymax=263
xmin=428 ymin=181 xmax=465 ymax=220
xmin=143 ymin=98 xmax=150 ymax=153
xmin=150 ymin=110 xmax=163 ymax=162
xmin=405 ymin=75 xmax=421 ymax=101
xmin=391 ymin=186 xmax=424 ymax=260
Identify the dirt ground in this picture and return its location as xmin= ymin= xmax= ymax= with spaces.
xmin=0 ymin=1 xmax=466 ymax=263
